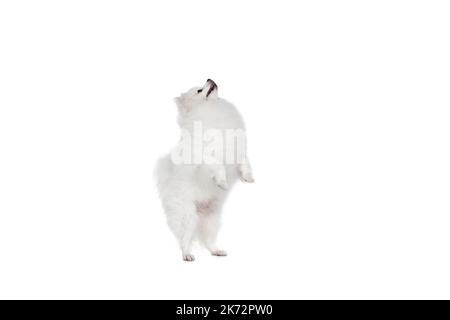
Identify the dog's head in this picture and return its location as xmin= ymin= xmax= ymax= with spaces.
xmin=174 ymin=79 xmax=219 ymax=114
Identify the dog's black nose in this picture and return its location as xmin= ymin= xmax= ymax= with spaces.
xmin=205 ymin=79 xmax=218 ymax=97
xmin=207 ymin=79 xmax=217 ymax=87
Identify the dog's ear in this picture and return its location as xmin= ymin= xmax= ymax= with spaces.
xmin=174 ymin=97 xmax=191 ymax=113
xmin=174 ymin=97 xmax=182 ymax=107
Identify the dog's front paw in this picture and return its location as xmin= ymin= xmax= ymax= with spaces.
xmin=213 ymin=177 xmax=228 ymax=190
xmin=183 ymin=254 xmax=195 ymax=262
xmin=240 ymin=172 xmax=255 ymax=183
xmin=211 ymin=249 xmax=228 ymax=257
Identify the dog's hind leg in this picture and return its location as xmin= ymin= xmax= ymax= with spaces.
xmin=165 ymin=203 xmax=198 ymax=261
xmin=198 ymin=208 xmax=227 ymax=257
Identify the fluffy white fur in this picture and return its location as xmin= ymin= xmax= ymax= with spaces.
xmin=155 ymin=79 xmax=254 ymax=261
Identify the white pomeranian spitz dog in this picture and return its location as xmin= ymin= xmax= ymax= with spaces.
xmin=155 ymin=79 xmax=254 ymax=261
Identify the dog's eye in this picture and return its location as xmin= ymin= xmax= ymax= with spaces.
xmin=197 ymin=89 xmax=203 ymax=94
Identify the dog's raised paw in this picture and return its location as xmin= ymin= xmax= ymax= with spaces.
xmin=211 ymin=250 xmax=228 ymax=257
xmin=183 ymin=254 xmax=195 ymax=262
xmin=240 ymin=173 xmax=255 ymax=183
xmin=214 ymin=177 xmax=229 ymax=190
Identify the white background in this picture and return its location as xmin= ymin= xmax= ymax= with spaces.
xmin=1 ymin=1 xmax=449 ymax=299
